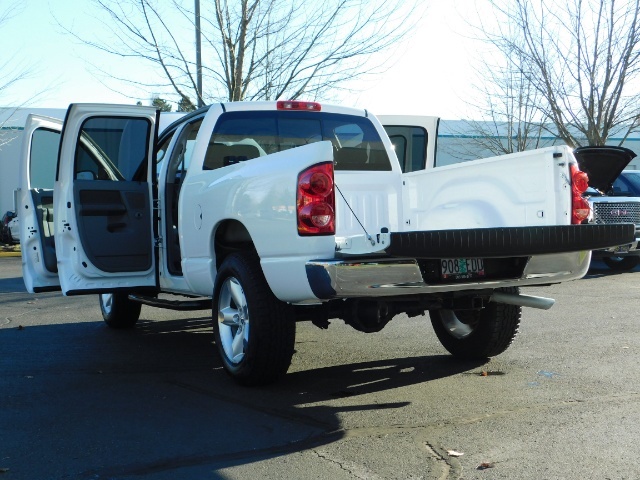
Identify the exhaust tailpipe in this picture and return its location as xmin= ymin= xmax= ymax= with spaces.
xmin=490 ymin=291 xmax=555 ymax=310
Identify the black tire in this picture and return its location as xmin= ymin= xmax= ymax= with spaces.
xmin=0 ymin=227 xmax=10 ymax=244
xmin=430 ymin=287 xmax=522 ymax=359
xmin=99 ymin=293 xmax=142 ymax=329
xmin=213 ymin=252 xmax=296 ymax=386
xmin=602 ymin=256 xmax=640 ymax=271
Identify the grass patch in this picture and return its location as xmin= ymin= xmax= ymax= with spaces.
xmin=0 ymin=242 xmax=21 ymax=254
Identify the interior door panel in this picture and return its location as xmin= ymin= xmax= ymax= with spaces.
xmin=73 ymin=181 xmax=152 ymax=272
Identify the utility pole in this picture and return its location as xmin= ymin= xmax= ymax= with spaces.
xmin=195 ymin=0 xmax=203 ymax=107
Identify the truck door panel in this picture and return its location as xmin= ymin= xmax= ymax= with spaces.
xmin=20 ymin=116 xmax=62 ymax=292
xmin=55 ymin=104 xmax=158 ymax=295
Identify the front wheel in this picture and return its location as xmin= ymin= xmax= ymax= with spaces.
xmin=213 ymin=252 xmax=296 ymax=386
xmin=602 ymin=256 xmax=640 ymax=271
xmin=430 ymin=287 xmax=522 ymax=359
xmin=99 ymin=293 xmax=142 ymax=329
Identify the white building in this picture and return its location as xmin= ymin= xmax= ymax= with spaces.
xmin=2 ymin=108 xmax=640 ymax=216
xmin=0 ymin=108 xmax=184 ymax=216
xmin=0 ymin=108 xmax=66 ymax=216
xmin=437 ymin=120 xmax=640 ymax=169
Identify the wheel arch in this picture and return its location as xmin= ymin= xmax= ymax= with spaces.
xmin=213 ymin=219 xmax=256 ymax=271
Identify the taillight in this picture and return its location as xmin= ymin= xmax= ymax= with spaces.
xmin=277 ymin=100 xmax=322 ymax=111
xmin=570 ymin=163 xmax=590 ymax=224
xmin=297 ymin=162 xmax=335 ymax=235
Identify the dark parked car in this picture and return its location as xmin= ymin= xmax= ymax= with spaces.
xmin=1 ymin=211 xmax=17 ymax=244
xmin=612 ymin=170 xmax=640 ymax=196
xmin=575 ymin=146 xmax=640 ymax=271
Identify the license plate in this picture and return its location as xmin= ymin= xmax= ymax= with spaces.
xmin=441 ymin=258 xmax=485 ymax=280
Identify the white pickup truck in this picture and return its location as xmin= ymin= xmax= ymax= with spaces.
xmin=18 ymin=102 xmax=633 ymax=385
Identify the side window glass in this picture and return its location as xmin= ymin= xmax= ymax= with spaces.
xmin=167 ymin=118 xmax=203 ymax=182
xmin=410 ymin=128 xmax=426 ymax=172
xmin=74 ymin=117 xmax=151 ymax=181
xmin=156 ymin=130 xmax=177 ymax=174
xmin=30 ymin=128 xmax=60 ymax=189
xmin=612 ymin=176 xmax=627 ymax=194
xmin=383 ymin=126 xmax=427 ymax=173
xmin=388 ymin=135 xmax=407 ymax=169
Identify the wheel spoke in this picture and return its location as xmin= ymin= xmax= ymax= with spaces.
xmin=101 ymin=294 xmax=113 ymax=314
xmin=230 ymin=325 xmax=245 ymax=362
xmin=228 ymin=279 xmax=246 ymax=311
xmin=217 ymin=276 xmax=250 ymax=365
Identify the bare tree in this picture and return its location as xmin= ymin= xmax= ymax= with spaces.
xmin=442 ymin=18 xmax=554 ymax=162
xmin=477 ymin=0 xmax=640 ymax=148
xmin=447 ymin=46 xmax=552 ymax=160
xmin=64 ymin=0 xmax=421 ymax=106
xmin=0 ymin=2 xmax=32 ymax=149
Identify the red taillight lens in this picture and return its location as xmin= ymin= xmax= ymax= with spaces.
xmin=297 ymin=162 xmax=335 ymax=235
xmin=570 ymin=163 xmax=591 ymax=224
xmin=277 ymin=100 xmax=322 ymax=111
xmin=570 ymin=163 xmax=589 ymax=194
xmin=300 ymin=170 xmax=333 ymax=196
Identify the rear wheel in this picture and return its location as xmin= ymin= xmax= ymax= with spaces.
xmin=602 ymin=256 xmax=640 ymax=271
xmin=99 ymin=293 xmax=142 ymax=329
xmin=213 ymin=252 xmax=296 ymax=386
xmin=430 ymin=287 xmax=522 ymax=359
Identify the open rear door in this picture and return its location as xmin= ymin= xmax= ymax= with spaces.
xmin=55 ymin=104 xmax=159 ymax=295
xmin=20 ymin=115 xmax=63 ymax=293
xmin=378 ymin=115 xmax=439 ymax=173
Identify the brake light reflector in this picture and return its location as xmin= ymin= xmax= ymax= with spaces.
xmin=572 ymin=196 xmax=591 ymax=224
xmin=297 ymin=162 xmax=335 ymax=235
xmin=570 ymin=163 xmax=591 ymax=224
xmin=277 ymin=100 xmax=322 ymax=111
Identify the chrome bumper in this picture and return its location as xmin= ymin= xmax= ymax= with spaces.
xmin=306 ymin=251 xmax=592 ymax=300
xmin=594 ymin=236 xmax=640 ymax=256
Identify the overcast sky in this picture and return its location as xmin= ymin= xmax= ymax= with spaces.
xmin=2 ymin=0 xmax=482 ymax=120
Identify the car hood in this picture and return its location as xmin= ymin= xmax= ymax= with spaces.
xmin=574 ymin=146 xmax=637 ymax=193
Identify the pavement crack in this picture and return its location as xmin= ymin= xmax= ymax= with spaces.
xmin=312 ymin=450 xmax=381 ymax=480
xmin=422 ymin=442 xmax=452 ymax=480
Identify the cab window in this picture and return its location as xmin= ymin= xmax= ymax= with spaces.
xmin=203 ymin=111 xmax=391 ymax=171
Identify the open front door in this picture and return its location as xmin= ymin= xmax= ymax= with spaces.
xmin=55 ymin=104 xmax=159 ymax=295
xmin=20 ymin=115 xmax=63 ymax=293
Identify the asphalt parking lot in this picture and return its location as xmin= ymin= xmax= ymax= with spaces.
xmin=2 ymin=254 xmax=640 ymax=480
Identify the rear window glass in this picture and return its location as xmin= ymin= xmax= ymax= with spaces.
xmin=203 ymin=111 xmax=391 ymax=171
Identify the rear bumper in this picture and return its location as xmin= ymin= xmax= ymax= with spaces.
xmin=306 ymin=224 xmax=634 ymax=300
xmin=593 ymin=236 xmax=640 ymax=257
